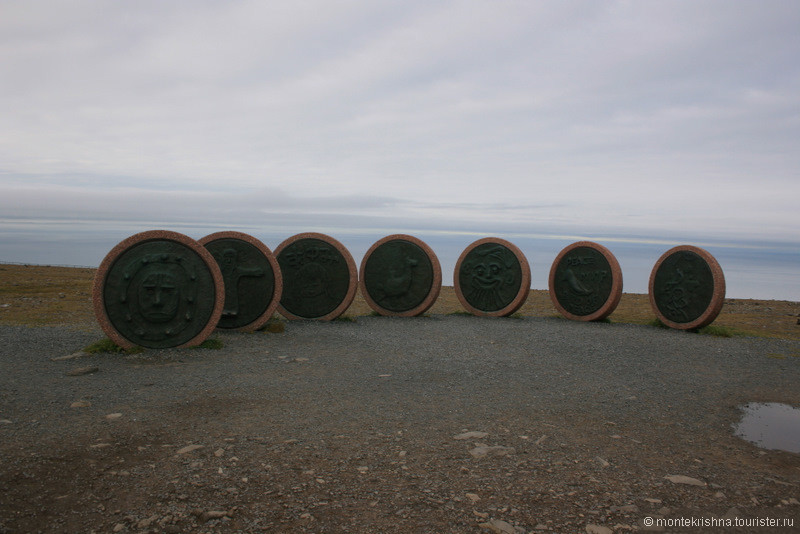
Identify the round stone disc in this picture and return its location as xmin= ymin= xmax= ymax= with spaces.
xmin=274 ymin=233 xmax=358 ymax=321
xmin=92 ymin=230 xmax=224 ymax=349
xmin=549 ymin=241 xmax=623 ymax=322
xmin=454 ymin=238 xmax=531 ymax=317
xmin=648 ymin=245 xmax=726 ymax=330
xmin=359 ymin=234 xmax=442 ymax=317
xmin=199 ymin=231 xmax=283 ymax=331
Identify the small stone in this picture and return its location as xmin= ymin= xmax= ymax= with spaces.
xmin=137 ymin=515 xmax=158 ymax=528
xmin=586 ymin=525 xmax=613 ymax=534
xmin=788 ymin=498 xmax=800 ymax=505
xmin=596 ymin=456 xmax=610 ymax=467
xmin=51 ymin=352 xmax=85 ymax=361
xmin=470 ymin=445 xmax=515 ymax=458
xmin=70 ymin=400 xmax=91 ymax=408
xmin=618 ymin=504 xmax=639 ymax=513
xmin=664 ymin=475 xmax=706 ymax=487
xmin=295 ymin=357 xmax=309 ymax=362
xmin=0 ymin=419 xmax=11 ymax=424
xmin=66 ymin=366 xmax=99 ymax=376
xmin=466 ymin=493 xmax=481 ymax=503
xmin=201 ymin=510 xmax=228 ymax=522
xmin=644 ymin=498 xmax=662 ymax=504
xmin=105 ymin=413 xmax=123 ymax=420
xmin=714 ymin=491 xmax=726 ymax=500
xmin=454 ymin=431 xmax=489 ymax=440
xmin=113 ymin=523 xmax=124 ymax=532
xmin=177 ymin=444 xmax=204 ymax=454
xmin=356 ymin=466 xmax=369 ymax=473
xmin=723 ymin=507 xmax=741 ymax=519
xmin=89 ymin=443 xmax=111 ymax=449
xmin=479 ymin=519 xmax=516 ymax=534
xmin=214 ymin=448 xmax=225 ymax=457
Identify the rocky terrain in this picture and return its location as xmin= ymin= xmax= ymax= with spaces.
xmin=1 ymin=265 xmax=799 ymax=533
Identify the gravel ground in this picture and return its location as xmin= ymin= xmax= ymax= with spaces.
xmin=1 ymin=317 xmax=800 ymax=533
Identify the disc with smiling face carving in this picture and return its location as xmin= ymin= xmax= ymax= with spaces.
xmin=275 ymin=233 xmax=357 ymax=321
xmin=360 ymin=234 xmax=442 ymax=317
xmin=199 ymin=231 xmax=283 ymax=331
xmin=549 ymin=241 xmax=623 ymax=321
xmin=92 ymin=231 xmax=224 ymax=349
xmin=649 ymin=245 xmax=726 ymax=330
xmin=454 ymin=238 xmax=531 ymax=317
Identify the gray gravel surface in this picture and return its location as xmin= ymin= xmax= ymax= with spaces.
xmin=1 ymin=317 xmax=800 ymax=533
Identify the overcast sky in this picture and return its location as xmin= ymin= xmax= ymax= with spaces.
xmin=1 ymin=1 xmax=799 ymax=249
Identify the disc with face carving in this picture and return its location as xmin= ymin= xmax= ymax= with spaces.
xmin=93 ymin=231 xmax=224 ymax=349
xmin=649 ymin=245 xmax=726 ymax=330
xmin=360 ymin=234 xmax=442 ymax=317
xmin=549 ymin=241 xmax=622 ymax=321
xmin=454 ymin=238 xmax=531 ymax=317
xmin=199 ymin=232 xmax=282 ymax=331
xmin=275 ymin=233 xmax=358 ymax=321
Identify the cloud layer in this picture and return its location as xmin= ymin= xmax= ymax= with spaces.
xmin=1 ymin=1 xmax=799 ymax=246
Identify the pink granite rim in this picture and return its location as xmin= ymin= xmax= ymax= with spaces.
xmin=198 ymin=231 xmax=284 ymax=332
xmin=648 ymin=245 xmax=726 ymax=331
xmin=453 ymin=237 xmax=531 ymax=317
xmin=92 ymin=230 xmax=224 ymax=349
xmin=358 ymin=234 xmax=442 ymax=317
xmin=273 ymin=232 xmax=358 ymax=321
xmin=548 ymin=241 xmax=623 ymax=322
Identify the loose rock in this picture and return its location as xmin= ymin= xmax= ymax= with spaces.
xmin=664 ymin=475 xmax=706 ymax=487
xmin=454 ymin=431 xmax=489 ymax=440
xmin=479 ymin=519 xmax=516 ymax=534
xmin=66 ymin=366 xmax=98 ymax=376
xmin=177 ymin=444 xmax=204 ymax=454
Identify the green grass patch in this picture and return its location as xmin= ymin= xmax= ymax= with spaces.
xmin=648 ymin=318 xmax=754 ymax=338
xmin=193 ymin=338 xmax=224 ymax=350
xmin=696 ymin=325 xmax=751 ymax=338
xmin=334 ymin=315 xmax=357 ymax=323
xmin=84 ymin=338 xmax=143 ymax=355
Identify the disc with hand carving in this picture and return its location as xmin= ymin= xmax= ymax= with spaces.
xmin=649 ymin=245 xmax=726 ymax=330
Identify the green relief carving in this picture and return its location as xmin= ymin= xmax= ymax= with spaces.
xmin=653 ymin=250 xmax=714 ymax=323
xmin=204 ymin=238 xmax=274 ymax=329
xmin=277 ymin=238 xmax=351 ymax=319
xmin=553 ymin=246 xmax=613 ymax=316
xmin=363 ymin=239 xmax=434 ymax=312
xmin=459 ymin=243 xmax=522 ymax=312
xmin=103 ymin=240 xmax=217 ymax=348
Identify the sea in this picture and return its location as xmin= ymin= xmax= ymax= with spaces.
xmin=1 ymin=218 xmax=798 ymax=302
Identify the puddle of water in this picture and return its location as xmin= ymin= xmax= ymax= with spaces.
xmin=734 ymin=403 xmax=800 ymax=453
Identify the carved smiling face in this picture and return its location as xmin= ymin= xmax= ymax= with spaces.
xmin=466 ymin=246 xmax=515 ymax=290
xmin=459 ymin=244 xmax=521 ymax=312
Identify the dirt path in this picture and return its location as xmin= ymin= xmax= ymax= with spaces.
xmin=2 ymin=313 xmax=800 ymax=533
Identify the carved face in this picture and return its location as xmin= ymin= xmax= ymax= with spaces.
xmin=467 ymin=247 xmax=515 ymax=290
xmin=220 ymin=248 xmax=238 ymax=270
xmin=138 ymin=271 xmax=180 ymax=322
xmin=460 ymin=245 xmax=519 ymax=312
